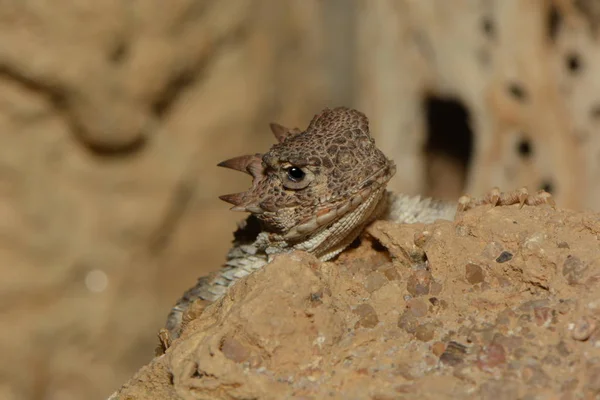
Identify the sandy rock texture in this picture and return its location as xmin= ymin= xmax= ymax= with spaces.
xmin=110 ymin=203 xmax=600 ymax=399
xmin=5 ymin=0 xmax=600 ymax=398
xmin=0 ymin=1 xmax=333 ymax=398
xmin=358 ymin=0 xmax=600 ymax=210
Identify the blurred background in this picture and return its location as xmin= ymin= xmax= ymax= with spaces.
xmin=1 ymin=0 xmax=599 ymax=398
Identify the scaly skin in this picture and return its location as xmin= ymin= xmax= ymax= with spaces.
xmin=163 ymin=107 xmax=554 ymax=344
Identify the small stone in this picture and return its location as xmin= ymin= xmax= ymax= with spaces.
xmin=430 ymin=281 xmax=443 ymax=295
xmin=495 ymin=309 xmax=516 ymax=326
xmin=413 ymin=230 xmax=432 ymax=248
xmin=398 ymin=311 xmax=419 ymax=334
xmin=495 ymin=251 xmax=513 ymax=263
xmin=365 ymin=271 xmax=388 ymax=293
xmin=440 ymin=341 xmax=467 ymax=366
xmin=382 ymin=266 xmax=401 ymax=281
xmin=406 ymin=298 xmax=428 ymax=317
xmin=557 ymin=241 xmax=570 ymax=249
xmin=309 ymin=290 xmax=324 ymax=304
xmin=465 ymin=263 xmax=485 ymax=284
xmin=586 ymin=365 xmax=600 ymax=392
xmin=562 ymin=255 xmax=587 ymax=285
xmin=415 ymin=323 xmax=435 ymax=342
xmin=477 ymin=343 xmax=506 ymax=370
xmin=406 ymin=270 xmax=432 ymax=296
xmin=220 ymin=337 xmax=251 ymax=363
xmin=432 ymin=341 xmax=446 ymax=356
xmin=571 ymin=316 xmax=596 ymax=341
xmin=522 ymin=363 xmax=551 ymax=387
xmin=533 ymin=307 xmax=554 ymax=327
xmin=556 ymin=340 xmax=571 ymax=356
xmin=455 ymin=224 xmax=470 ymax=237
xmin=542 ymin=354 xmax=561 ymax=366
xmin=354 ymin=304 xmax=379 ymax=328
xmin=518 ymin=299 xmax=549 ymax=312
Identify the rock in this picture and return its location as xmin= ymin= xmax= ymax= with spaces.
xmin=111 ymin=204 xmax=600 ymax=399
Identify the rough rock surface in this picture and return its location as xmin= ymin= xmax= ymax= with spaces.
xmin=0 ymin=2 xmax=332 ymax=398
xmin=110 ymin=203 xmax=600 ymax=399
xmin=358 ymin=0 xmax=600 ymax=210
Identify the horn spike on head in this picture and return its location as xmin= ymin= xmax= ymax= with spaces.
xmin=269 ymin=122 xmax=302 ymax=143
xmin=219 ymin=193 xmax=264 ymax=214
xmin=217 ymin=154 xmax=263 ymax=177
xmin=218 ymin=193 xmax=246 ymax=207
xmin=269 ymin=123 xmax=289 ymax=143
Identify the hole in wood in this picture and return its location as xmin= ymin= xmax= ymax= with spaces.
xmin=507 ymin=82 xmax=527 ymax=101
xmin=540 ymin=180 xmax=555 ymax=194
xmin=566 ymin=52 xmax=583 ymax=74
xmin=481 ymin=17 xmax=495 ymax=38
xmin=423 ymin=96 xmax=473 ymax=200
xmin=516 ymin=136 xmax=533 ymax=158
xmin=547 ymin=4 xmax=562 ymax=40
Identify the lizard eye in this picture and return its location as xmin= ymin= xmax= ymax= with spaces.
xmin=281 ymin=166 xmax=313 ymax=190
xmin=287 ymin=167 xmax=305 ymax=182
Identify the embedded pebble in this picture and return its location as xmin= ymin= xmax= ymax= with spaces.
xmin=354 ymin=304 xmax=379 ymax=328
xmin=477 ymin=343 xmax=506 ymax=370
xmin=381 ymin=265 xmax=401 ymax=281
xmin=398 ymin=311 xmax=419 ymax=334
xmin=432 ymin=342 xmax=446 ymax=356
xmin=365 ymin=271 xmax=388 ymax=293
xmin=495 ymin=251 xmax=513 ymax=263
xmin=571 ymin=316 xmax=596 ymax=341
xmin=430 ymin=281 xmax=443 ymax=295
xmin=406 ymin=298 xmax=428 ymax=317
xmin=533 ymin=307 xmax=554 ymax=327
xmin=439 ymin=341 xmax=467 ymax=366
xmin=406 ymin=270 xmax=433 ymax=296
xmin=220 ymin=337 xmax=251 ymax=363
xmin=465 ymin=263 xmax=485 ymax=284
xmin=413 ymin=230 xmax=432 ymax=248
xmin=585 ymin=365 xmax=600 ymax=392
xmin=562 ymin=255 xmax=587 ymax=285
xmin=415 ymin=323 xmax=435 ymax=342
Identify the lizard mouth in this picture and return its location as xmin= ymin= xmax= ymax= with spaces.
xmin=282 ymin=161 xmax=396 ymax=240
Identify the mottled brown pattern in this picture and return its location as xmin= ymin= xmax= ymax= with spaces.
xmin=220 ymin=107 xmax=395 ymax=235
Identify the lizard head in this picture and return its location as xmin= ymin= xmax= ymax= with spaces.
xmin=218 ymin=107 xmax=396 ymax=239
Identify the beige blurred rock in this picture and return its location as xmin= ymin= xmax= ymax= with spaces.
xmin=111 ymin=204 xmax=600 ymax=399
xmin=0 ymin=1 xmax=332 ymax=398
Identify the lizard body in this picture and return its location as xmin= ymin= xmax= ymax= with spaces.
xmin=164 ymin=107 xmax=553 ymax=340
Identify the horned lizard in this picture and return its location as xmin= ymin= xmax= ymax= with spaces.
xmin=162 ymin=107 xmax=554 ymax=346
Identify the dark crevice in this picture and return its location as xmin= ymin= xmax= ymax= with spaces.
xmin=423 ymin=96 xmax=473 ymax=197
xmin=79 ymin=135 xmax=148 ymax=156
xmin=507 ymin=82 xmax=528 ymax=102
xmin=109 ymin=40 xmax=130 ymax=64
xmin=347 ymin=236 xmax=362 ymax=250
xmin=547 ymin=4 xmax=562 ymax=41
xmin=517 ymin=136 xmax=533 ymax=158
xmin=1 ymin=65 xmax=147 ymax=157
xmin=590 ymin=103 xmax=600 ymax=119
xmin=540 ymin=180 xmax=555 ymax=194
xmin=152 ymin=70 xmax=197 ymax=117
xmin=481 ymin=16 xmax=495 ymax=39
xmin=565 ymin=52 xmax=583 ymax=74
xmin=371 ymin=239 xmax=387 ymax=253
